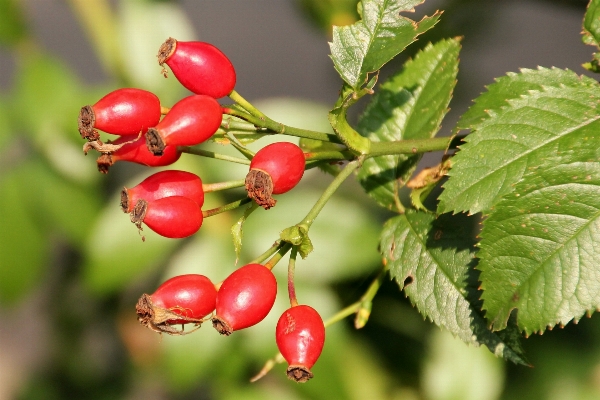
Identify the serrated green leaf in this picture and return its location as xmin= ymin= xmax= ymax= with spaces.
xmin=329 ymin=0 xmax=440 ymax=89
xmin=439 ymin=83 xmax=600 ymax=215
xmin=479 ymin=152 xmax=600 ymax=335
xmin=357 ymin=38 xmax=460 ymax=212
xmin=231 ymin=202 xmax=259 ymax=265
xmin=457 ymin=67 xmax=598 ymax=130
xmin=381 ymin=211 xmax=528 ymax=364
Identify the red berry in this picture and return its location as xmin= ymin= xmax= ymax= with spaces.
xmin=96 ymin=134 xmax=182 ymax=173
xmin=157 ymin=38 xmax=236 ymax=99
xmin=78 ymin=88 xmax=161 ymax=141
xmin=275 ymin=305 xmax=325 ymax=383
xmin=130 ymin=196 xmax=202 ymax=239
xmin=146 ymin=95 xmax=222 ymax=155
xmin=212 ymin=263 xmax=277 ymax=335
xmin=136 ymin=274 xmax=217 ymax=335
xmin=245 ymin=142 xmax=306 ymax=209
xmin=121 ymin=170 xmax=204 ymax=213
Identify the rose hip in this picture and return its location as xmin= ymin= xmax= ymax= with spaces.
xmin=136 ymin=274 xmax=217 ymax=335
xmin=212 ymin=263 xmax=277 ymax=335
xmin=121 ymin=170 xmax=204 ymax=213
xmin=78 ymin=88 xmax=161 ymax=141
xmin=130 ymin=196 xmax=202 ymax=239
xmin=276 ymin=305 xmax=325 ymax=383
xmin=157 ymin=38 xmax=236 ymax=98
xmin=146 ymin=95 xmax=222 ymax=155
xmin=95 ymin=134 xmax=181 ymax=174
xmin=245 ymin=142 xmax=306 ymax=209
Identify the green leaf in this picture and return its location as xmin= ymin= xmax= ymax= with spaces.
xmin=380 ymin=211 xmax=528 ymax=364
xmin=438 ymin=83 xmax=600 ymax=215
xmin=231 ymin=202 xmax=259 ymax=265
xmin=457 ymin=67 xmax=598 ymax=131
xmin=357 ymin=38 xmax=460 ymax=212
xmin=479 ymin=151 xmax=600 ymax=334
xmin=582 ymin=0 xmax=600 ymax=72
xmin=329 ymin=0 xmax=440 ymax=89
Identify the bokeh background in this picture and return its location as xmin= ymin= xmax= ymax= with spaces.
xmin=2 ymin=0 xmax=600 ymax=399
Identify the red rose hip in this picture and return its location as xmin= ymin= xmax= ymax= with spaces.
xmin=212 ymin=263 xmax=277 ymax=335
xmin=276 ymin=305 xmax=325 ymax=382
xmin=96 ymin=134 xmax=182 ymax=173
xmin=130 ymin=196 xmax=202 ymax=239
xmin=157 ymin=38 xmax=236 ymax=98
xmin=121 ymin=170 xmax=204 ymax=213
xmin=245 ymin=142 xmax=306 ymax=209
xmin=136 ymin=274 xmax=217 ymax=335
xmin=78 ymin=88 xmax=161 ymax=141
xmin=146 ymin=95 xmax=222 ymax=155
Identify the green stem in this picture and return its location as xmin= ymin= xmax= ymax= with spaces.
xmin=202 ymin=179 xmax=246 ymax=192
xmin=368 ymin=137 xmax=453 ymax=157
xmin=222 ymin=107 xmax=339 ymax=143
xmin=354 ymin=265 xmax=388 ymax=329
xmin=287 ymin=247 xmax=299 ymax=307
xmin=250 ymin=241 xmax=284 ymax=265
xmin=304 ymin=150 xmax=353 ymax=162
xmin=180 ymin=146 xmax=251 ymax=165
xmin=228 ymin=90 xmax=267 ymax=119
xmin=323 ymin=301 xmax=362 ymax=327
xmin=264 ymin=242 xmax=292 ymax=270
xmin=203 ymin=197 xmax=252 ymax=218
xmin=298 ymin=157 xmax=364 ymax=230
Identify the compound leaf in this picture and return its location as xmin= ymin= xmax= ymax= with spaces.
xmin=380 ymin=211 xmax=528 ymax=364
xmin=329 ymin=0 xmax=440 ymax=90
xmin=439 ymin=83 xmax=600 ymax=215
xmin=357 ymin=38 xmax=460 ymax=212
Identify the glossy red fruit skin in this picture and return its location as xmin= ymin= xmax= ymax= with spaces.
xmin=121 ymin=170 xmax=204 ymax=213
xmin=151 ymin=274 xmax=217 ymax=324
xmin=80 ymin=88 xmax=161 ymax=138
xmin=250 ymin=142 xmax=305 ymax=194
xmin=212 ymin=263 xmax=277 ymax=335
xmin=132 ymin=196 xmax=202 ymax=238
xmin=276 ymin=305 xmax=325 ymax=382
xmin=146 ymin=95 xmax=222 ymax=155
xmin=158 ymin=38 xmax=236 ymax=98
xmin=96 ymin=134 xmax=181 ymax=173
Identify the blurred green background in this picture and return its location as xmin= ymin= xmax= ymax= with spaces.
xmin=1 ymin=0 xmax=600 ymax=399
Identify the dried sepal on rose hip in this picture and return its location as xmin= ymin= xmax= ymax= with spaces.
xmin=78 ymin=88 xmax=161 ymax=141
xmin=212 ymin=263 xmax=277 ymax=336
xmin=121 ymin=170 xmax=204 ymax=213
xmin=245 ymin=142 xmax=306 ymax=209
xmin=146 ymin=95 xmax=222 ymax=156
xmin=137 ymin=274 xmax=217 ymax=335
xmin=276 ymin=305 xmax=325 ymax=383
xmin=95 ymin=134 xmax=182 ymax=174
xmin=157 ymin=37 xmax=236 ymax=99
xmin=130 ymin=196 xmax=203 ymax=239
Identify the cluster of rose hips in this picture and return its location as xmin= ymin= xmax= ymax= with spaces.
xmin=77 ymin=38 xmax=325 ymax=382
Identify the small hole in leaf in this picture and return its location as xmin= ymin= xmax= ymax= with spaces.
xmin=403 ymin=275 xmax=414 ymax=287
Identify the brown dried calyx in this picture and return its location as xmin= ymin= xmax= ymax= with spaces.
xmin=211 ymin=316 xmax=233 ymax=336
xmin=157 ymin=37 xmax=177 ymax=76
xmin=120 ymin=188 xmax=132 ymax=213
xmin=245 ymin=169 xmax=276 ymax=210
xmin=78 ymin=105 xmax=100 ymax=141
xmin=286 ymin=365 xmax=314 ymax=383
xmin=146 ymin=128 xmax=166 ymax=156
xmin=136 ymin=293 xmax=204 ymax=335
xmin=130 ymin=199 xmax=148 ymax=231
